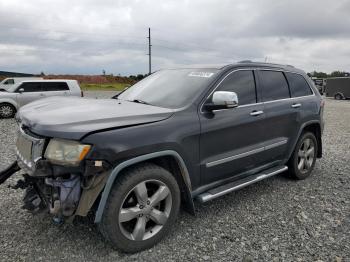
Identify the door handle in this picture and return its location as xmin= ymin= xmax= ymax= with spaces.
xmin=250 ymin=110 xmax=264 ymax=116
xmin=291 ymin=103 xmax=301 ymax=108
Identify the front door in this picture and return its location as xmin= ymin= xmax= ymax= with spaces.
xmin=199 ymin=70 xmax=267 ymax=185
xmin=16 ymin=82 xmax=44 ymax=107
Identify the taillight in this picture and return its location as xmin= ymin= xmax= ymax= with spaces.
xmin=81 ymin=90 xmax=84 ymax=97
xmin=320 ymin=99 xmax=325 ymax=108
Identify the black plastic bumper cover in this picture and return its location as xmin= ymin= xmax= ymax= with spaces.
xmin=0 ymin=161 xmax=20 ymax=185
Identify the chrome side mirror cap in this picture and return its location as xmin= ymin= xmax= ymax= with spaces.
xmin=212 ymin=91 xmax=238 ymax=108
xmin=204 ymin=91 xmax=239 ymax=111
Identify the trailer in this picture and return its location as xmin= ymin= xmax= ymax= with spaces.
xmin=325 ymin=77 xmax=350 ymax=100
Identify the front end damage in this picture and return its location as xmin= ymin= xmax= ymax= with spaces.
xmin=0 ymin=126 xmax=111 ymax=223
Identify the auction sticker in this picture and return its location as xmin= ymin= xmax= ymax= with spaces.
xmin=188 ymin=72 xmax=214 ymax=78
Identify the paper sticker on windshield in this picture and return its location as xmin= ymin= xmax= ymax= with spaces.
xmin=188 ymin=72 xmax=214 ymax=78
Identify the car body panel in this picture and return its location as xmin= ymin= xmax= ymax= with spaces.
xmin=6 ymin=62 xmax=324 ymax=223
xmin=17 ymin=96 xmax=175 ymax=140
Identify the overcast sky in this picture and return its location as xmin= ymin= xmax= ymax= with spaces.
xmin=0 ymin=0 xmax=349 ymax=75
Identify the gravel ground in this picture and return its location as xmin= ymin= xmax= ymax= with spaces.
xmin=0 ymin=95 xmax=349 ymax=261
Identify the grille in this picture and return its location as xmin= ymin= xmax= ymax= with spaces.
xmin=16 ymin=127 xmax=45 ymax=173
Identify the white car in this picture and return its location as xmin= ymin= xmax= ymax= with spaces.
xmin=0 ymin=80 xmax=83 ymax=118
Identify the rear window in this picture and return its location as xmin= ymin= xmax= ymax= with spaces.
xmin=259 ymin=71 xmax=290 ymax=102
xmin=285 ymin=73 xmax=313 ymax=97
xmin=42 ymin=82 xmax=69 ymax=91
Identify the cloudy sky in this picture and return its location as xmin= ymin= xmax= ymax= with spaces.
xmin=0 ymin=0 xmax=349 ymax=75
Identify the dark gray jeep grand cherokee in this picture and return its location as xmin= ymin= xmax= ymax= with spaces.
xmin=0 ymin=62 xmax=324 ymax=252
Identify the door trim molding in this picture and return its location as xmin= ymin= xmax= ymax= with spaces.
xmin=206 ymin=139 xmax=288 ymax=168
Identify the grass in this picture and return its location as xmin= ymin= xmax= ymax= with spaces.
xmin=80 ymin=83 xmax=130 ymax=91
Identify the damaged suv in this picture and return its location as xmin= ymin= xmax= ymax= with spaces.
xmin=0 ymin=62 xmax=324 ymax=253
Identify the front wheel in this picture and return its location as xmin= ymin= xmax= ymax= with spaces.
xmin=288 ymin=132 xmax=318 ymax=180
xmin=98 ymin=163 xmax=180 ymax=253
xmin=0 ymin=103 xmax=16 ymax=118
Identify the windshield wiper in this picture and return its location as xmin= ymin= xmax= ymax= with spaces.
xmin=130 ymin=99 xmax=151 ymax=105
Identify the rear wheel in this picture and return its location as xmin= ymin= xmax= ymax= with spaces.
xmin=98 ymin=163 xmax=180 ymax=253
xmin=288 ymin=132 xmax=317 ymax=180
xmin=334 ymin=93 xmax=343 ymax=100
xmin=0 ymin=103 xmax=16 ymax=118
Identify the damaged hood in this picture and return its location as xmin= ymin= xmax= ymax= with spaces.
xmin=17 ymin=96 xmax=174 ymax=140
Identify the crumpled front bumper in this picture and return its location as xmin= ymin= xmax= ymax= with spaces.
xmin=0 ymin=159 xmax=111 ymax=222
xmin=0 ymin=161 xmax=20 ymax=185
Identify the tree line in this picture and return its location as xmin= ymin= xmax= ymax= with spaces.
xmin=307 ymin=71 xmax=350 ymax=78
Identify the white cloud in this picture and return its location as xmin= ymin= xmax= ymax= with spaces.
xmin=0 ymin=0 xmax=349 ymax=75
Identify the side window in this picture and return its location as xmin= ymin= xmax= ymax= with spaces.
xmin=216 ymin=70 xmax=256 ymax=105
xmin=259 ymin=70 xmax=290 ymax=102
xmin=285 ymin=73 xmax=313 ymax=97
xmin=17 ymin=82 xmax=42 ymax=92
xmin=4 ymin=79 xmax=14 ymax=85
xmin=42 ymin=82 xmax=69 ymax=91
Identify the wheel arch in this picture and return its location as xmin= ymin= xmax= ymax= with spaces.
xmin=289 ymin=121 xmax=322 ymax=160
xmin=0 ymin=100 xmax=18 ymax=110
xmin=94 ymin=150 xmax=195 ymax=223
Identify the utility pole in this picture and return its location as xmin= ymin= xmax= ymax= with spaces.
xmin=147 ymin=27 xmax=152 ymax=75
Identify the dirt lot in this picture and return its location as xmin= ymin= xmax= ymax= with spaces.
xmin=0 ymin=96 xmax=349 ymax=261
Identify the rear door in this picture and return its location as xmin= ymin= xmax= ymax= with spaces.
xmin=257 ymin=70 xmax=297 ymax=163
xmin=199 ymin=69 xmax=267 ymax=185
xmin=16 ymin=82 xmax=44 ymax=107
xmin=42 ymin=82 xmax=70 ymax=98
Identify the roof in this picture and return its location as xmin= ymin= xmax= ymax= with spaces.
xmin=19 ymin=79 xmax=77 ymax=83
xmin=168 ymin=61 xmax=305 ymax=74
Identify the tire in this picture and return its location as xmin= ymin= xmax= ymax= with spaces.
xmin=288 ymin=132 xmax=318 ymax=180
xmin=334 ymin=93 xmax=343 ymax=100
xmin=0 ymin=103 xmax=16 ymax=118
xmin=98 ymin=163 xmax=181 ymax=253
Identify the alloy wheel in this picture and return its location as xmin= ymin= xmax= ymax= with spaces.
xmin=118 ymin=179 xmax=172 ymax=241
xmin=297 ymin=138 xmax=315 ymax=173
xmin=0 ymin=105 xmax=14 ymax=118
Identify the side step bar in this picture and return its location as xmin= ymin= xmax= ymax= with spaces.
xmin=196 ymin=165 xmax=288 ymax=203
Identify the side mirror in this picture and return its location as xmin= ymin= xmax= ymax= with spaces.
xmin=204 ymin=91 xmax=239 ymax=111
xmin=18 ymin=88 xmax=24 ymax=93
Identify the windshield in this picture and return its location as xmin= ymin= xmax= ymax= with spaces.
xmin=118 ymin=68 xmax=219 ymax=109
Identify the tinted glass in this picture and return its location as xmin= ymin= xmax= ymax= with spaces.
xmin=18 ymin=82 xmax=42 ymax=92
xmin=285 ymin=73 xmax=313 ymax=97
xmin=43 ymin=82 xmax=69 ymax=91
xmin=118 ymin=69 xmax=219 ymax=109
xmin=4 ymin=79 xmax=14 ymax=85
xmin=216 ymin=70 xmax=256 ymax=105
xmin=260 ymin=71 xmax=290 ymax=101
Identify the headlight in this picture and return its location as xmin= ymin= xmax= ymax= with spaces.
xmin=44 ymin=139 xmax=91 ymax=166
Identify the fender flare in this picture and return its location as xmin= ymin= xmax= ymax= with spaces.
xmin=94 ymin=150 xmax=194 ymax=223
xmin=286 ymin=120 xmax=322 ymax=161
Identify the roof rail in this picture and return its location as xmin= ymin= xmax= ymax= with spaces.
xmin=238 ymin=60 xmax=253 ymax=63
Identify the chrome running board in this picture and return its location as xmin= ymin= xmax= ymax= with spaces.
xmin=196 ymin=165 xmax=288 ymax=203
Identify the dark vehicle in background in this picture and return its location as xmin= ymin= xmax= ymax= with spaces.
xmin=325 ymin=77 xmax=350 ymax=100
xmin=0 ymin=62 xmax=324 ymax=253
